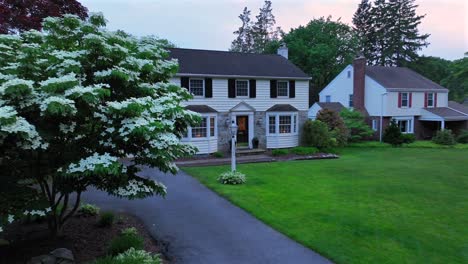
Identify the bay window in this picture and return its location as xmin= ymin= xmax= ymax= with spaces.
xmin=182 ymin=114 xmax=217 ymax=140
xmin=393 ymin=117 xmax=413 ymax=134
xmin=267 ymin=113 xmax=299 ymax=135
xmin=191 ymin=117 xmax=207 ymax=138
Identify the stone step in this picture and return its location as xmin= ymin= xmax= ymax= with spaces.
xmin=236 ymin=148 xmax=267 ymax=156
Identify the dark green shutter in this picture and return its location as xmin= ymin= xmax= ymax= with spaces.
xmin=205 ymin=78 xmax=213 ymax=98
xmin=228 ymin=79 xmax=236 ymax=98
xmin=270 ymin=80 xmax=277 ymax=98
xmin=249 ymin=79 xmax=256 ymax=98
xmin=289 ymin=80 xmax=295 ymax=98
xmin=181 ymin=77 xmax=189 ymax=90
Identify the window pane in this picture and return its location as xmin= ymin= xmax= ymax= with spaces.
xmin=269 ymin=116 xmax=276 ymax=134
xmin=349 ymin=94 xmax=353 ymax=107
xmin=293 ymin=115 xmax=297 ymax=133
xmin=192 ymin=117 xmax=207 ymax=138
xmin=325 ymin=95 xmax=331 ymax=102
xmin=189 ymin=79 xmax=204 ymax=96
xmin=210 ymin=117 xmax=215 ymax=137
xmin=236 ymin=80 xmax=248 ymax=97
xmin=279 ymin=115 xmax=291 ymax=133
xmin=427 ymin=93 xmax=434 ymax=107
xmin=277 ymin=81 xmax=288 ymax=97
xmin=401 ymin=93 xmax=408 ymax=107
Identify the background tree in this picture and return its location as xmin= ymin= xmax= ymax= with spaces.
xmin=441 ymin=53 xmax=468 ymax=102
xmin=402 ymin=56 xmax=451 ymax=85
xmin=316 ymin=109 xmax=348 ymax=146
xmin=340 ymin=108 xmax=373 ymax=142
xmin=0 ymin=0 xmax=88 ymax=34
xmin=0 ymin=14 xmax=198 ymax=235
xmin=353 ymin=0 xmax=429 ymax=66
xmin=266 ymin=17 xmax=358 ymax=103
xmin=230 ymin=7 xmax=254 ymax=52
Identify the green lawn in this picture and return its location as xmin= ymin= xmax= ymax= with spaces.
xmin=183 ymin=148 xmax=468 ymax=264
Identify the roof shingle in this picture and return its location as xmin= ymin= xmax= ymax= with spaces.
xmin=317 ymin=102 xmax=345 ymax=113
xmin=168 ymin=48 xmax=310 ymax=79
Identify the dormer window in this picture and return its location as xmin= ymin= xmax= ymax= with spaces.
xmin=427 ymin=93 xmax=434 ymax=107
xmin=189 ymin=78 xmax=204 ymax=97
xmin=277 ymin=81 xmax=289 ymax=97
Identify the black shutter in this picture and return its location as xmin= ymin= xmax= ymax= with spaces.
xmin=228 ymin=79 xmax=236 ymax=98
xmin=205 ymin=78 xmax=213 ymax=98
xmin=181 ymin=77 xmax=189 ymax=90
xmin=249 ymin=79 xmax=256 ymax=98
xmin=270 ymin=80 xmax=277 ymax=98
xmin=289 ymin=80 xmax=295 ymax=98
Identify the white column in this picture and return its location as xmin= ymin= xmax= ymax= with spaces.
xmin=441 ymin=120 xmax=445 ymax=130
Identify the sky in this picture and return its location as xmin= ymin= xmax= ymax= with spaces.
xmin=80 ymin=0 xmax=467 ymax=60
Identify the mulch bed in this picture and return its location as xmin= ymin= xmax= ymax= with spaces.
xmin=0 ymin=213 xmax=170 ymax=264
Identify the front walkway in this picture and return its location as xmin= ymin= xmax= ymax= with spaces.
xmin=82 ymin=168 xmax=332 ymax=264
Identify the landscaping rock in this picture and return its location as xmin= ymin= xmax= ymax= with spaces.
xmin=28 ymin=248 xmax=74 ymax=264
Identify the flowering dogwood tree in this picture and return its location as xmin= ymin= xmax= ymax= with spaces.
xmin=0 ymin=14 xmax=198 ymax=235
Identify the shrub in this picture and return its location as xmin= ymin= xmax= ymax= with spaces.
xmin=79 ymin=203 xmax=100 ymax=216
xmin=432 ymin=129 xmax=456 ymax=145
xmin=217 ymin=171 xmax=246 ymax=185
xmin=302 ymin=120 xmax=334 ymax=149
xmin=383 ymin=120 xmax=404 ymax=146
xmin=98 ymin=211 xmax=115 ymax=227
xmin=271 ymin=149 xmax=288 ymax=156
xmin=316 ymin=109 xmax=348 ymax=146
xmin=212 ymin=151 xmax=224 ymax=158
xmin=456 ymin=130 xmax=468 ymax=143
xmin=340 ymin=108 xmax=374 ymax=142
xmin=94 ymin=248 xmax=162 ymax=264
xmin=401 ymin=133 xmax=416 ymax=144
xmin=108 ymin=228 xmax=144 ymax=256
xmin=290 ymin=147 xmax=319 ymax=155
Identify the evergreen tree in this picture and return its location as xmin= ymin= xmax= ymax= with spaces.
xmin=251 ymin=0 xmax=277 ymax=53
xmin=230 ymin=7 xmax=254 ymax=52
xmin=353 ymin=0 xmax=429 ymax=66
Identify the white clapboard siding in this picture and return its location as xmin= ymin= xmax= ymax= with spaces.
xmin=182 ymin=138 xmax=218 ymax=154
xmin=170 ymin=78 xmax=309 ymax=112
xmin=266 ymin=134 xmax=299 ymax=149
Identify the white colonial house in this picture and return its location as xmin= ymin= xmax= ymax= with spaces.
xmin=309 ymin=56 xmax=468 ymax=139
xmin=168 ymin=45 xmax=311 ymax=154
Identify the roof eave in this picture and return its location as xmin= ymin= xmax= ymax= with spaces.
xmin=175 ymin=73 xmax=312 ymax=80
xmin=385 ymin=88 xmax=449 ymax=92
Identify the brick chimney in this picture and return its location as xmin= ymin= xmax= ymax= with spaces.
xmin=277 ymin=43 xmax=288 ymax=59
xmin=353 ymin=55 xmax=366 ymax=112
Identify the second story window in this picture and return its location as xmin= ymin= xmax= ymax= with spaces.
xmin=236 ymin=80 xmax=249 ymax=97
xmin=349 ymin=94 xmax=353 ymax=107
xmin=325 ymin=95 xmax=331 ymax=102
xmin=427 ymin=93 xmax=434 ymax=107
xmin=189 ymin=79 xmax=204 ymax=97
xmin=400 ymin=92 xmax=409 ymax=107
xmin=277 ymin=81 xmax=289 ymax=97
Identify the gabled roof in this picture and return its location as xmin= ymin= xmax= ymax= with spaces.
xmin=168 ymin=48 xmax=310 ymax=80
xmin=365 ymin=66 xmax=448 ymax=92
xmin=316 ymin=102 xmax=345 ymax=113
xmin=448 ymin=101 xmax=468 ymax=115
xmin=266 ymin=104 xmax=298 ymax=112
xmin=185 ymin=105 xmax=217 ymax=113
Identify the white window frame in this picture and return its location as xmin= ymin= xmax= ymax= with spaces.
xmin=189 ymin=78 xmax=205 ymax=98
xmin=372 ymin=119 xmax=378 ymax=131
xmin=266 ymin=112 xmax=299 ymax=136
xmin=400 ymin=92 xmax=409 ymax=108
xmin=325 ymin=95 xmax=331 ymax=103
xmin=277 ymin=81 xmax=289 ymax=98
xmin=427 ymin=92 xmax=435 ymax=108
xmin=182 ymin=114 xmax=217 ymax=141
xmin=235 ymin=79 xmax=249 ymax=98
xmin=392 ymin=116 xmax=414 ymax=134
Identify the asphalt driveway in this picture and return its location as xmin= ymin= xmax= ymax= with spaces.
xmin=82 ymin=167 xmax=332 ymax=264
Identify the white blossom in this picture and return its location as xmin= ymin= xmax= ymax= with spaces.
xmin=0 ymin=78 xmax=34 ymax=94
xmin=0 ymin=116 xmax=46 ymax=149
xmin=39 ymin=73 xmax=77 ymax=87
xmin=0 ymin=105 xmax=17 ymax=120
xmin=7 ymin=215 xmax=14 ymax=224
xmin=114 ymin=179 xmax=166 ymax=197
xmin=39 ymin=96 xmax=77 ymax=116
xmin=66 ymin=152 xmax=118 ymax=173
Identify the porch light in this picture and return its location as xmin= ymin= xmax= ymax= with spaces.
xmin=230 ymin=120 xmax=238 ymax=172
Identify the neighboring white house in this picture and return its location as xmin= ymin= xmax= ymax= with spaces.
xmin=309 ymin=56 xmax=468 ymax=139
xmin=168 ymin=46 xmax=311 ymax=154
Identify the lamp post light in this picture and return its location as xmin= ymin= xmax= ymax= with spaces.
xmin=380 ymin=92 xmax=388 ymax=142
xmin=230 ymin=120 xmax=238 ymax=172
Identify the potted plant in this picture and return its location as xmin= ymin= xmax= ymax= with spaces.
xmin=252 ymin=137 xmax=259 ymax=149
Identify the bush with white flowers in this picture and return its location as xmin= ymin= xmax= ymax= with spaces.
xmin=218 ymin=171 xmax=247 ymax=185
xmin=0 ymin=13 xmax=199 ymax=235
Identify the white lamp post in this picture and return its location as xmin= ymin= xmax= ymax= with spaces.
xmin=230 ymin=120 xmax=238 ymax=172
xmin=380 ymin=92 xmax=388 ymax=142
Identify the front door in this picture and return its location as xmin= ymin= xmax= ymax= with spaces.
xmin=236 ymin=115 xmax=249 ymax=147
